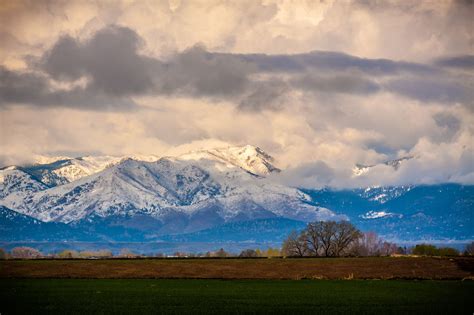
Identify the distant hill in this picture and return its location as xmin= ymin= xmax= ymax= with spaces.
xmin=161 ymin=218 xmax=306 ymax=243
xmin=305 ymin=184 xmax=474 ymax=241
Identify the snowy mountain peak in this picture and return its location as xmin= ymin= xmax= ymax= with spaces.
xmin=178 ymin=145 xmax=280 ymax=176
xmin=19 ymin=156 xmax=124 ymax=187
xmin=0 ymin=166 xmax=19 ymax=171
xmin=3 ymin=145 xmax=278 ymax=189
xmin=0 ymin=150 xmax=336 ymax=227
xmin=353 ymin=156 xmax=414 ymax=177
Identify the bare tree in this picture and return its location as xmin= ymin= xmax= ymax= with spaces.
xmin=305 ymin=222 xmax=323 ymax=256
xmin=352 ymin=232 xmax=381 ymax=256
xmin=351 ymin=232 xmax=398 ymax=256
xmin=282 ymin=230 xmax=308 ymax=257
xmin=239 ymin=249 xmax=258 ymax=258
xmin=214 ymin=248 xmax=228 ymax=258
xmin=365 ymin=232 xmax=382 ymax=255
xmin=465 ymin=242 xmax=474 ymax=256
xmin=320 ymin=221 xmax=337 ymax=256
xmin=282 ymin=221 xmax=363 ymax=257
xmin=333 ymin=221 xmax=362 ymax=256
xmin=380 ymin=241 xmax=398 ymax=256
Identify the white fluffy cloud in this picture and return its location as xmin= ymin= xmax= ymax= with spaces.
xmin=0 ymin=0 xmax=473 ymax=187
xmin=1 ymin=0 xmax=472 ymax=64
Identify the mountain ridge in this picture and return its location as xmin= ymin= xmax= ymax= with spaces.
xmin=0 ymin=145 xmax=472 ymax=244
xmin=0 ymin=145 xmax=338 ymax=237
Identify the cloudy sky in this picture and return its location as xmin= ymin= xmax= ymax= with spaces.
xmin=0 ymin=0 xmax=473 ymax=188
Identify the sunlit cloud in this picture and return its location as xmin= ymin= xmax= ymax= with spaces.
xmin=0 ymin=0 xmax=472 ymax=188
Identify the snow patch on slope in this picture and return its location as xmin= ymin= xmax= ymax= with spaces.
xmin=361 ymin=211 xmax=400 ymax=219
xmin=5 ymin=154 xmax=338 ymax=225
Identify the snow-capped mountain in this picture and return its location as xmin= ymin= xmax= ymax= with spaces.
xmin=0 ymin=145 xmax=337 ymax=237
xmin=1 ymin=146 xmax=472 ymax=244
xmin=349 ymin=157 xmax=416 ymax=203
xmin=16 ymin=145 xmax=277 ymax=188
xmin=20 ymin=156 xmax=126 ymax=186
xmin=305 ymin=184 xmax=473 ymax=242
xmin=0 ymin=166 xmax=47 ymax=197
xmin=177 ymin=145 xmax=280 ymax=176
xmin=352 ymin=156 xmax=414 ymax=177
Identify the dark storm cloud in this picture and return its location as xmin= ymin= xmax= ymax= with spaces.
xmin=364 ymin=141 xmax=399 ymax=156
xmin=1 ymin=25 xmax=472 ymax=111
xmin=292 ymin=73 xmax=380 ymax=95
xmin=0 ymin=26 xmax=256 ymax=109
xmin=433 ymin=112 xmax=461 ymax=131
xmin=42 ymin=26 xmax=156 ymax=96
xmin=434 ymin=55 xmax=474 ymax=69
xmin=432 ymin=112 xmax=462 ymax=142
xmin=0 ymin=66 xmax=135 ymax=110
xmin=0 ymin=26 xmax=153 ymax=110
xmin=155 ymin=45 xmax=256 ymax=97
xmin=41 ymin=27 xmax=258 ymax=101
xmin=239 ymin=80 xmax=290 ymax=111
xmin=0 ymin=67 xmax=48 ymax=104
xmin=235 ymin=51 xmax=438 ymax=75
xmin=386 ymin=77 xmax=473 ymax=106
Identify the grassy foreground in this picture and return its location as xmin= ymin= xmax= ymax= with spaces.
xmin=0 ymin=279 xmax=473 ymax=314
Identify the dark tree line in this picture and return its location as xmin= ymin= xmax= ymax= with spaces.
xmin=411 ymin=244 xmax=460 ymax=256
xmin=282 ymin=220 xmax=471 ymax=257
xmin=281 ymin=220 xmax=405 ymax=257
xmin=282 ymin=221 xmax=363 ymax=257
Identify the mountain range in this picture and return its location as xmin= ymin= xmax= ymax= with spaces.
xmin=0 ymin=145 xmax=472 ymax=249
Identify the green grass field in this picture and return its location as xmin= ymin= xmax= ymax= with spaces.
xmin=1 ymin=279 xmax=473 ymax=314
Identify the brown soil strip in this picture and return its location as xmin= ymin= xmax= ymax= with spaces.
xmin=1 ymin=257 xmax=472 ymax=280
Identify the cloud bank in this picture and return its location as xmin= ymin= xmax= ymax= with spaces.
xmin=0 ymin=0 xmax=473 ymax=188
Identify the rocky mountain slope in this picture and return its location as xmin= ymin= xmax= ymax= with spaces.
xmin=0 ymin=145 xmax=336 ymax=240
xmin=305 ymin=184 xmax=473 ymax=242
xmin=0 ymin=146 xmax=472 ymax=244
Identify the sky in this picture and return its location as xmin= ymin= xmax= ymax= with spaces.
xmin=0 ymin=0 xmax=473 ymax=188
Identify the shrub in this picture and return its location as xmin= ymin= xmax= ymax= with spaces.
xmin=0 ymin=248 xmax=6 ymax=259
xmin=412 ymin=244 xmax=438 ymax=256
xmin=119 ymin=248 xmax=139 ymax=258
xmin=57 ymin=250 xmax=80 ymax=259
xmin=437 ymin=247 xmax=459 ymax=256
xmin=239 ymin=249 xmax=259 ymax=258
xmin=214 ymin=248 xmax=228 ymax=258
xmin=79 ymin=250 xmax=113 ymax=258
xmin=464 ymin=242 xmax=474 ymax=256
xmin=10 ymin=247 xmax=42 ymax=259
xmin=264 ymin=247 xmax=281 ymax=257
xmin=412 ymin=244 xmax=459 ymax=256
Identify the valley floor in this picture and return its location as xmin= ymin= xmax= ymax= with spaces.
xmin=1 ymin=257 xmax=473 ymax=280
xmin=0 ymin=279 xmax=473 ymax=314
